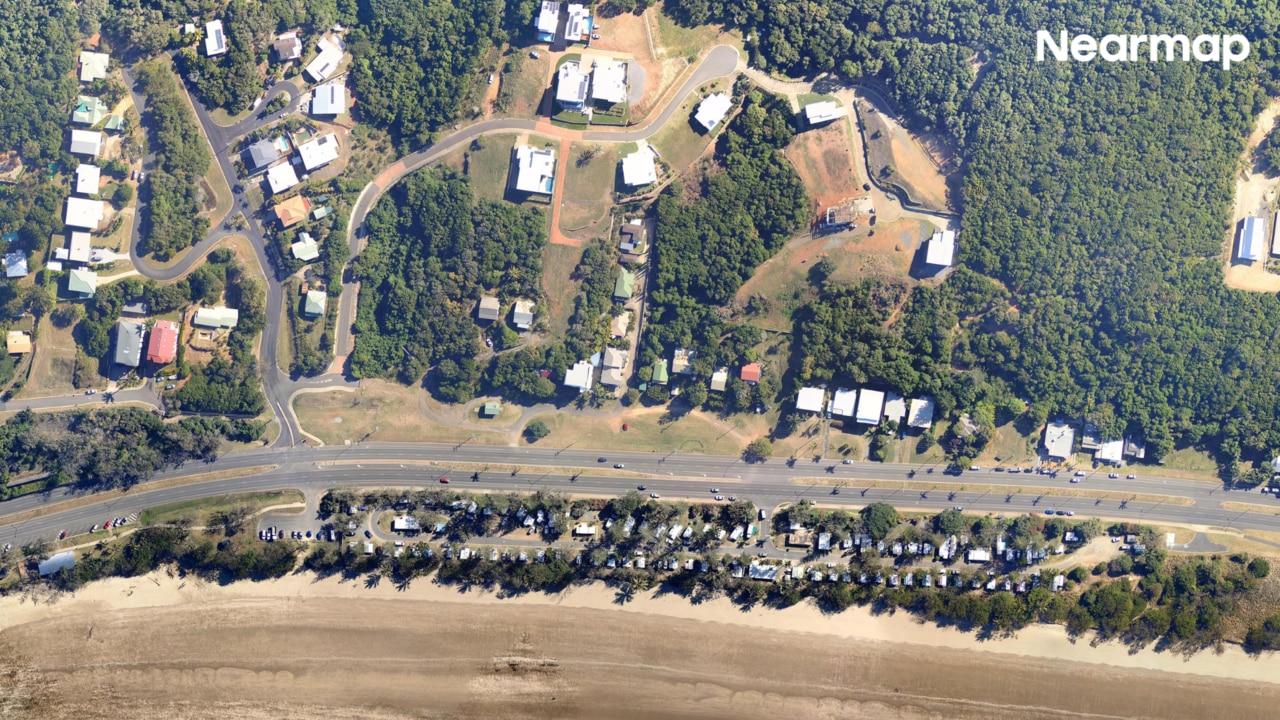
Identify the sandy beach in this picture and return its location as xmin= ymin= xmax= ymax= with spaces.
xmin=3 ymin=571 xmax=1280 ymax=719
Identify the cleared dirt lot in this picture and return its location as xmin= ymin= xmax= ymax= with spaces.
xmin=783 ymin=119 xmax=862 ymax=210
xmin=861 ymin=103 xmax=956 ymax=213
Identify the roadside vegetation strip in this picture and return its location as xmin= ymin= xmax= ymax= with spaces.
xmin=0 ymin=465 xmax=280 ymax=527
xmin=320 ymin=459 xmax=719 ymax=482
xmin=1221 ymin=501 xmax=1280 ymax=516
xmin=140 ymin=490 xmax=306 ymax=527
xmin=788 ymin=477 xmax=1196 ymax=507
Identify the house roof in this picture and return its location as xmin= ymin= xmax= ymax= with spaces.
xmin=555 ymin=61 xmax=589 ymax=106
xmin=274 ymin=32 xmax=302 ymax=61
xmin=266 ymin=162 xmax=300 ymax=194
xmin=804 ymin=100 xmax=846 ymax=125
xmin=797 ymin=386 xmax=825 ymax=413
xmin=600 ymin=367 xmax=626 ymax=386
xmin=146 ymin=320 xmax=179 ymax=364
xmin=565 ymin=3 xmax=591 ymax=40
xmin=6 ymin=331 xmax=31 ymax=354
xmin=513 ymin=299 xmax=535 ymax=328
xmin=291 ymin=232 xmax=319 ymax=261
xmin=1240 ymin=217 xmax=1266 ymax=261
xmin=591 ymin=58 xmax=628 ymax=104
xmin=651 ymin=359 xmax=669 ymax=384
xmin=883 ymin=392 xmax=907 ymax=423
xmin=856 ymin=389 xmax=885 ymax=424
xmin=908 ymin=397 xmax=935 ymax=428
xmin=610 ymin=312 xmax=630 ymax=337
xmin=69 ymin=129 xmax=103 ymax=157
xmin=311 ymin=81 xmax=347 ymax=115
xmin=305 ymin=36 xmax=344 ymax=82
xmin=603 ymin=347 xmax=628 ymax=369
xmin=114 ymin=320 xmax=145 ymax=367
xmin=513 ymin=145 xmax=555 ymax=194
xmin=72 ymin=95 xmax=107 ymax=125
xmin=74 ymin=164 xmax=100 ymax=196
xmin=926 ymin=229 xmax=955 ymax=267
xmin=482 ymin=401 xmax=501 ymax=416
xmin=477 ymin=296 xmax=500 ymax=320
xmin=103 ymin=114 xmax=124 ymax=131
xmin=4 ymin=252 xmax=26 ymax=278
xmin=613 ymin=269 xmax=635 ymax=299
xmin=68 ymin=268 xmax=98 ymax=296
xmin=672 ymin=348 xmax=695 ymax=374
xmin=68 ymin=231 xmax=91 ymax=263
xmin=303 ymin=290 xmax=327 ymax=316
xmin=193 ymin=306 xmax=239 ymax=328
xmin=296 ymin=133 xmax=339 ymax=171
xmin=65 ymin=197 xmax=105 ymax=229
xmin=740 ymin=363 xmax=761 ymax=383
xmin=710 ymin=368 xmax=728 ymax=392
xmin=831 ymin=388 xmax=856 ymax=417
xmin=1096 ymin=438 xmax=1124 ymax=464
xmin=1043 ymin=421 xmax=1075 ymax=459
xmin=205 ymin=20 xmax=227 ymax=56
xmin=564 ymin=359 xmax=594 ymax=391
xmin=246 ymin=138 xmax=283 ymax=169
xmin=694 ymin=93 xmax=732 ymax=131
xmin=273 ymin=195 xmax=312 ymax=227
xmin=79 ymin=52 xmax=110 ymax=82
xmin=536 ymin=1 xmax=561 ymax=37
xmin=621 ymin=146 xmax=657 ymax=186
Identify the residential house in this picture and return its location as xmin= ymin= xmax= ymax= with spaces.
xmin=305 ymin=36 xmax=345 ymax=82
xmin=883 ymin=392 xmax=907 ymax=425
xmin=273 ymin=195 xmax=311 ymax=227
xmin=65 ymin=197 xmax=105 ymax=229
xmin=967 ymin=548 xmax=992 ymax=564
xmin=303 ymin=290 xmax=327 ymax=317
xmin=1043 ymin=421 xmax=1076 ymax=460
xmin=651 ymin=358 xmax=669 ymax=385
xmin=1274 ymin=210 xmax=1280 ymax=256
xmin=193 ymin=306 xmax=239 ymax=329
xmin=79 ymin=51 xmax=110 ymax=82
xmin=205 ymin=20 xmax=228 ymax=56
xmin=619 ymin=219 xmax=647 ymax=258
xmin=710 ymin=368 xmax=728 ymax=392
xmin=591 ymin=58 xmax=628 ymax=105
xmin=146 ymin=320 xmax=179 ymax=365
xmin=4 ymin=252 xmax=26 ymax=279
xmin=67 ymin=268 xmax=98 ymax=298
xmin=1239 ymin=216 xmax=1265 ymax=262
xmin=613 ymin=268 xmax=635 ymax=301
xmin=273 ymin=32 xmax=302 ymax=61
xmin=601 ymin=347 xmax=628 ymax=387
xmin=67 ymin=231 xmax=92 ymax=264
xmin=565 ymin=3 xmax=592 ymax=42
xmin=694 ymin=93 xmax=732 ymax=131
xmin=290 ymin=232 xmax=319 ymax=261
xmin=1096 ymin=438 xmax=1124 ymax=464
xmin=72 ymin=96 xmax=107 ymax=126
xmin=856 ymin=388 xmax=885 ymax=425
xmin=610 ymin=312 xmax=630 ymax=338
xmin=266 ymin=162 xmax=300 ymax=195
xmin=512 ymin=300 xmax=535 ymax=330
xmin=512 ymin=145 xmax=556 ymax=194
xmin=74 ymin=164 xmax=100 ymax=195
xmin=925 ymin=229 xmax=956 ymax=267
xmin=245 ymin=137 xmax=285 ymax=171
xmin=796 ymin=386 xmax=825 ymax=413
xmin=311 ymin=81 xmax=347 ymax=115
xmin=908 ymin=396 xmax=935 ymax=429
xmin=535 ymin=1 xmax=560 ymax=42
xmin=831 ymin=388 xmax=856 ymax=417
xmin=480 ymin=401 xmax=500 ymax=418
xmin=1080 ymin=423 xmax=1101 ymax=450
xmin=817 ymin=533 xmax=832 ymax=552
xmin=804 ymin=100 xmax=846 ymax=126
xmin=671 ymin=348 xmax=695 ymax=375
xmin=391 ymin=517 xmax=420 ymax=533
xmin=621 ymin=145 xmax=657 ymax=186
xmin=296 ymin=133 xmax=340 ymax=171
xmin=1124 ymin=436 xmax=1146 ymax=460
xmin=103 ymin=115 xmax=124 ymax=132
xmin=564 ymin=359 xmax=594 ymax=392
xmin=69 ymin=129 xmax=103 ymax=157
xmin=6 ymin=331 xmax=32 ymax=355
xmin=748 ymin=564 xmax=778 ymax=582
xmin=113 ymin=320 xmax=145 ymax=367
xmin=477 ymin=296 xmax=500 ymax=321
xmin=740 ymin=363 xmax=761 ymax=384
xmin=555 ymin=61 xmax=589 ymax=109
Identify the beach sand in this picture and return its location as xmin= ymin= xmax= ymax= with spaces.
xmin=3 ymin=571 xmax=1280 ymax=719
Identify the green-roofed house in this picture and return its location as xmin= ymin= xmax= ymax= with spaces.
xmin=103 ymin=115 xmax=124 ymax=132
xmin=67 ymin=268 xmax=98 ymax=298
xmin=613 ymin=268 xmax=635 ymax=302
xmin=72 ymin=96 xmax=107 ymax=126
xmin=303 ymin=290 xmax=327 ymax=318
xmin=651 ymin=358 xmax=669 ymax=385
xmin=481 ymin=401 xmax=501 ymax=418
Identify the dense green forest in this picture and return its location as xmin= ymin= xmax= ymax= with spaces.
xmin=641 ymin=89 xmax=808 ymax=380
xmin=0 ymin=1 xmax=81 ymax=163
xmin=350 ymin=168 xmax=547 ymax=386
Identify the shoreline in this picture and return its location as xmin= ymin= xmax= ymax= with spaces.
xmin=6 ymin=568 xmax=1280 ymax=684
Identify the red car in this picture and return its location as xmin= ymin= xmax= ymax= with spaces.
xmin=58 ymin=530 xmax=66 ymax=539
xmin=439 ymin=477 xmax=450 ymax=484
xmin=103 ymin=520 xmax=112 ymax=529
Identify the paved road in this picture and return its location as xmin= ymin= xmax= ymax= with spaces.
xmin=2 ymin=442 xmax=1275 ymax=549
xmin=0 ymin=385 xmax=160 ymax=414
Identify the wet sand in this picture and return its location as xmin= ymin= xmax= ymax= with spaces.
xmin=3 ymin=572 xmax=1280 ymax=719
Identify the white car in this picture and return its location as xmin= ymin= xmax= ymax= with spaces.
xmin=85 ymin=389 xmax=97 ymax=395
xmin=714 ymin=495 xmax=724 ymax=501
xmin=1070 ymin=478 xmax=1081 ymax=483
xmin=969 ymin=466 xmax=981 ymax=471
xmin=1126 ymin=474 xmax=1136 ymax=479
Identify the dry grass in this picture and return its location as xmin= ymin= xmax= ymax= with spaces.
xmin=648 ymin=77 xmax=728 ymax=177
xmin=18 ymin=316 xmax=97 ymax=398
xmin=1221 ymin=501 xmax=1280 ymax=516
xmin=141 ymin=489 xmax=305 ymax=527
xmin=495 ymin=49 xmax=552 ymax=118
xmin=293 ymin=382 xmax=509 ymax=446
xmin=783 ymin=118 xmax=861 ymax=208
xmin=540 ymin=243 xmax=586 ymax=338
xmin=524 ymin=406 xmax=749 ymax=455
xmin=559 ymin=142 xmax=618 ymax=240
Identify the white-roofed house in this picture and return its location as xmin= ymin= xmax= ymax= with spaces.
xmin=796 ymin=386 xmax=825 ymax=413
xmin=694 ymin=93 xmax=732 ymax=132
xmin=266 ymin=162 xmax=300 ymax=194
xmin=831 ymin=388 xmax=856 ymax=417
xmin=555 ymin=61 xmax=589 ymax=110
xmin=883 ymin=393 xmax=907 ymax=425
xmin=296 ymin=133 xmax=340 ymax=171
xmin=305 ymin=36 xmax=345 ymax=82
xmin=1096 ymin=438 xmax=1125 ymax=465
xmin=67 ymin=231 xmax=91 ymax=263
xmin=536 ymin=1 xmax=561 ymax=42
xmin=591 ymin=58 xmax=628 ymax=106
xmin=1043 ymin=421 xmax=1076 ymax=460
xmin=925 ymin=229 xmax=955 ymax=267
xmin=856 ymin=389 xmax=885 ymax=425
xmin=69 ymin=130 xmax=103 ymax=157
xmin=65 ymin=197 xmax=105 ymax=229
xmin=512 ymin=300 xmax=535 ymax=330
xmin=601 ymin=348 xmax=629 ymax=387
xmin=908 ymin=397 xmax=935 ymax=429
xmin=804 ymin=100 xmax=846 ymax=126
xmin=205 ymin=20 xmax=228 ymax=56
xmin=710 ymin=368 xmax=728 ymax=392
xmin=565 ymin=3 xmax=592 ymax=42
xmin=74 ymin=164 xmax=100 ymax=196
xmin=1239 ymin=216 xmax=1265 ymax=262
xmin=477 ymin=296 xmax=500 ymax=321
xmin=564 ymin=359 xmax=594 ymax=392
xmin=5 ymin=252 xmax=27 ymax=279
xmin=290 ymin=232 xmax=319 ymax=261
xmin=512 ymin=145 xmax=556 ymax=194
xmin=79 ymin=51 xmax=110 ymax=82
xmin=311 ymin=81 xmax=347 ymax=115
xmin=621 ymin=145 xmax=657 ymax=187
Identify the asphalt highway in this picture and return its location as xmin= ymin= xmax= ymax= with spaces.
xmin=3 ymin=443 xmax=1276 ymax=549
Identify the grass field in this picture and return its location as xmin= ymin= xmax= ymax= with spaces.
xmin=542 ymin=243 xmax=586 ymax=337
xmin=18 ymin=316 xmax=97 ymax=398
xmin=522 ymin=406 xmax=749 ymax=455
xmin=496 ymin=49 xmax=552 ymax=118
xmin=652 ymin=2 xmax=735 ymax=60
xmin=140 ymin=489 xmax=305 ymax=527
xmin=294 ymin=382 xmax=509 ymax=446
xmin=649 ymin=78 xmax=729 ymax=177
xmin=783 ymin=117 xmax=861 ymax=208
xmin=560 ymin=142 xmax=618 ymax=239
xmin=443 ymin=134 xmax=516 ymax=202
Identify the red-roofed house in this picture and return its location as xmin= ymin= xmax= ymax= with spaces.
xmin=146 ymin=320 xmax=179 ymax=364
xmin=740 ymin=363 xmax=761 ymax=384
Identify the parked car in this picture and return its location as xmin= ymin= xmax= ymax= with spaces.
xmin=85 ymin=389 xmax=97 ymax=395
xmin=714 ymin=495 xmax=724 ymax=501
xmin=364 ymin=530 xmax=373 ymax=538
xmin=649 ymin=493 xmax=660 ymax=499
xmin=727 ymin=495 xmax=736 ymax=501
xmin=1044 ymin=510 xmax=1055 ymax=515
xmin=58 ymin=530 xmax=66 ymax=539
xmin=164 ymin=384 xmax=176 ymax=390
xmin=488 ymin=73 xmax=495 ymax=84
xmin=1126 ymin=474 xmax=1136 ymax=479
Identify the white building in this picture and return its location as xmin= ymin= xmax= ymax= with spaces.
xmin=1096 ymin=438 xmax=1125 ymax=464
xmin=591 ymin=58 xmax=628 ymax=105
xmin=296 ymin=133 xmax=340 ymax=171
xmin=513 ymin=145 xmax=556 ymax=194
xmin=908 ymin=397 xmax=935 ymax=429
xmin=311 ymin=81 xmax=347 ymax=115
xmin=804 ymin=100 xmax=846 ymax=125
xmin=79 ymin=51 xmax=110 ymax=82
xmin=1043 ymin=421 xmax=1075 ymax=460
xmin=883 ymin=393 xmax=907 ymax=425
xmin=74 ymin=164 xmax=100 ymax=196
xmin=796 ymin=386 xmax=825 ymax=413
xmin=205 ymin=20 xmax=227 ymax=56
xmin=535 ymin=1 xmax=560 ymax=42
xmin=69 ymin=130 xmax=103 ymax=157
xmin=67 ymin=231 xmax=91 ymax=264
xmin=926 ymin=229 xmax=955 ymax=267
xmin=710 ymin=368 xmax=728 ymax=392
xmin=694 ymin=93 xmax=732 ymax=131
xmin=620 ymin=145 xmax=657 ymax=186
xmin=1239 ymin=216 xmax=1265 ymax=262
xmin=831 ymin=388 xmax=856 ymax=417
xmin=64 ymin=197 xmax=105 ymax=229
xmin=565 ymin=3 xmax=592 ymax=42
xmin=564 ymin=359 xmax=594 ymax=392
xmin=1273 ymin=211 xmax=1280 ymax=256
xmin=305 ymin=36 xmax=344 ymax=82
xmin=291 ymin=232 xmax=319 ymax=261
xmin=512 ymin=300 xmax=535 ymax=330
xmin=856 ymin=389 xmax=885 ymax=425
xmin=555 ymin=61 xmax=589 ymax=109
xmin=266 ymin=162 xmax=300 ymax=195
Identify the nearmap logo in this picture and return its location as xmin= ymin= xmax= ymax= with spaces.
xmin=1036 ymin=30 xmax=1251 ymax=70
